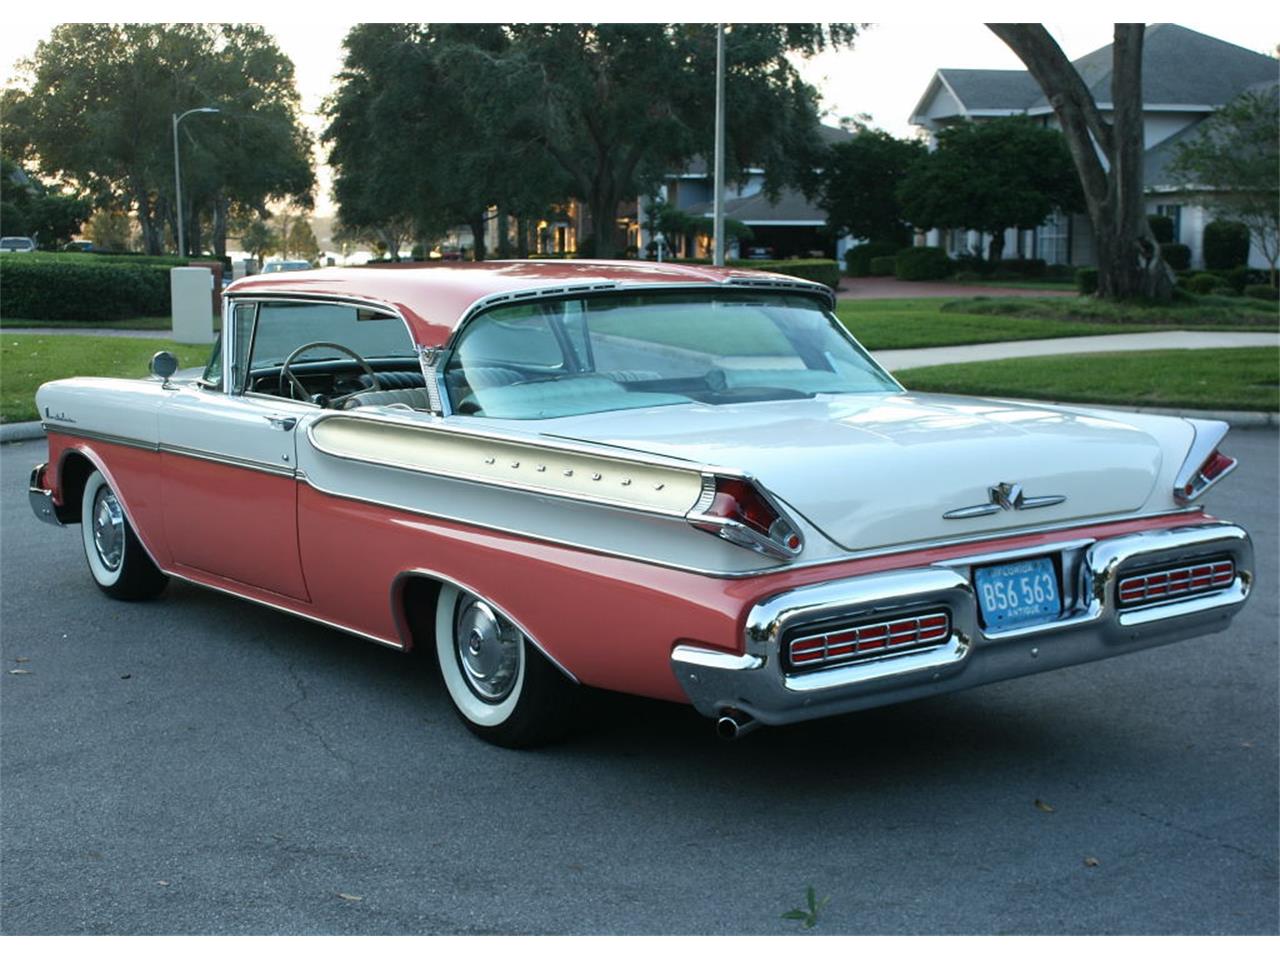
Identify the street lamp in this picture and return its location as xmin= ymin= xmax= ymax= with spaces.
xmin=172 ymin=107 xmax=220 ymax=257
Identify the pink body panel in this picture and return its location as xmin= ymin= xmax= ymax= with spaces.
xmin=47 ymin=432 xmax=1202 ymax=704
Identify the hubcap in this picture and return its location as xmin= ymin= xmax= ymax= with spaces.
xmin=454 ymin=596 xmax=520 ymax=702
xmin=92 ymin=486 xmax=124 ymax=571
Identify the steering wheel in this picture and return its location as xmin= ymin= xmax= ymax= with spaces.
xmin=279 ymin=341 xmax=378 ymax=407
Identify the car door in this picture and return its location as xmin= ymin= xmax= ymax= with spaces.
xmin=157 ymin=301 xmax=312 ymax=600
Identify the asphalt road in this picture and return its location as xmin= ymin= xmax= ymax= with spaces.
xmin=1 ymin=431 xmax=1276 ymax=935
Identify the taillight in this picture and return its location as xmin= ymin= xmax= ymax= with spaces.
xmin=787 ymin=611 xmax=951 ymax=671
xmin=1117 ymin=559 xmax=1235 ymax=607
xmin=1177 ymin=448 xmax=1238 ymax=501
xmin=689 ymin=476 xmax=803 ymax=558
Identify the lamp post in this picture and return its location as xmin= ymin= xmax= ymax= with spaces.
xmin=712 ymin=23 xmax=726 ymax=266
xmin=172 ymin=107 xmax=220 ymax=257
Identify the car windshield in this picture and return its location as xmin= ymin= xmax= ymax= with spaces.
xmin=443 ymin=292 xmax=900 ymax=420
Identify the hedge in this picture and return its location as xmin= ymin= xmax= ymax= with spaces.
xmin=868 ymin=255 xmax=897 ymax=276
xmin=894 ymin=246 xmax=953 ymax=281
xmin=1147 ymin=214 xmax=1175 ymax=244
xmin=1203 ymin=220 xmax=1250 ymax=270
xmin=728 ymin=258 xmax=842 ymax=289
xmin=1076 ymin=268 xmax=1098 ymax=295
xmin=990 ymin=257 xmax=1046 ymax=278
xmin=1187 ymin=272 xmax=1220 ymax=294
xmin=1244 ymin=284 xmax=1279 ymax=301
xmin=1160 ymin=243 xmax=1191 ymax=271
xmin=0 ymin=257 xmax=173 ymax=321
xmin=844 ymin=241 xmax=900 ymax=277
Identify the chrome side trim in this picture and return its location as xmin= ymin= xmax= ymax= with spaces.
xmin=167 ymin=568 xmax=405 ymax=652
xmin=158 ymin=442 xmax=296 ymax=478
xmin=389 ymin=568 xmax=579 ymax=683
xmin=45 ymin=425 xmax=156 ymax=452
xmin=671 ymin=522 xmax=1252 ymax=726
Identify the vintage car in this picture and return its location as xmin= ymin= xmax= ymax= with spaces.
xmin=28 ymin=261 xmax=1253 ymax=746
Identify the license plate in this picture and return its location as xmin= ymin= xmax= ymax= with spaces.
xmin=974 ymin=557 xmax=1061 ymax=629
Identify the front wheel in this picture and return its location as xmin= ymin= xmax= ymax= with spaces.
xmin=434 ymin=584 xmax=578 ymax=748
xmin=80 ymin=470 xmax=168 ymax=601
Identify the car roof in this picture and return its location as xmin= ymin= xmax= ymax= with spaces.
xmin=224 ymin=259 xmax=834 ymax=347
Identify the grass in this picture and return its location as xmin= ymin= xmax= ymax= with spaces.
xmin=947 ymin=279 xmax=1078 ymax=291
xmin=1 ymin=334 xmax=214 ymax=423
xmin=896 ymin=347 xmax=1280 ymax=412
xmin=836 ymin=296 xmax=1278 ymax=350
xmin=0 ymin=315 xmax=177 ymax=330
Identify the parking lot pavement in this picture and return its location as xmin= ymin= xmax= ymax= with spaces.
xmin=1 ymin=432 xmax=1275 ymax=935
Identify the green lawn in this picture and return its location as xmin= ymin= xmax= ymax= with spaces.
xmin=896 ymin=347 xmax=1280 ymax=412
xmin=0 ymin=315 xmax=175 ymax=330
xmin=836 ymin=296 xmax=1278 ymax=350
xmin=1 ymin=335 xmax=214 ymax=423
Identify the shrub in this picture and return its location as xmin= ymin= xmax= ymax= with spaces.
xmin=1244 ymin=284 xmax=1279 ymax=301
xmin=1076 ymin=268 xmax=1098 ymax=295
xmin=728 ymin=258 xmax=842 ymax=289
xmin=1210 ymin=285 xmax=1237 ymax=297
xmin=1203 ymin=220 xmax=1250 ymax=270
xmin=1188 ymin=272 xmax=1220 ymax=294
xmin=1160 ymin=243 xmax=1191 ymax=271
xmin=952 ymin=253 xmax=993 ymax=276
xmin=1226 ymin=265 xmax=1268 ymax=292
xmin=1147 ymin=214 xmax=1175 ymax=243
xmin=991 ymin=257 xmax=1047 ymax=277
xmin=843 ymin=241 xmax=899 ymax=277
xmin=0 ymin=257 xmax=172 ymax=321
xmin=1044 ymin=264 xmax=1076 ymax=282
xmin=867 ymin=255 xmax=897 ymax=276
xmin=894 ymin=246 xmax=952 ymax=281
xmin=952 ymin=270 xmax=985 ymax=282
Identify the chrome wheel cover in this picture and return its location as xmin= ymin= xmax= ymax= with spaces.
xmin=92 ymin=486 xmax=124 ymax=572
xmin=454 ymin=595 xmax=521 ymax=702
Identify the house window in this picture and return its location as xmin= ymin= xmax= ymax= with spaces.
xmin=1156 ymin=204 xmax=1182 ymax=242
xmin=1037 ymin=212 xmax=1071 ymax=265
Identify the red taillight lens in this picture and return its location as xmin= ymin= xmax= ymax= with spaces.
xmin=787 ymin=611 xmax=951 ymax=671
xmin=1180 ymin=448 xmax=1237 ymax=499
xmin=702 ymin=477 xmax=802 ymax=551
xmin=1117 ymin=559 xmax=1235 ymax=607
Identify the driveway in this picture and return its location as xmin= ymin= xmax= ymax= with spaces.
xmin=1 ymin=433 xmax=1275 ymax=934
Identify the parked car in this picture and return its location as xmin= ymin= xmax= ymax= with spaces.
xmin=28 ymin=261 xmax=1253 ymax=746
xmin=0 ymin=236 xmax=37 ymax=253
xmin=261 ymin=259 xmax=313 ymax=273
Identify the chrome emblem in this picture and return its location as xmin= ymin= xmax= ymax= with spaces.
xmin=943 ymin=482 xmax=1066 ymax=520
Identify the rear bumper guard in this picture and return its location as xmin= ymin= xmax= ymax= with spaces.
xmin=28 ymin=462 xmax=64 ymax=527
xmin=671 ymin=522 xmax=1253 ymax=727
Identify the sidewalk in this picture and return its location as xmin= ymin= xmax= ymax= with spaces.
xmin=874 ymin=330 xmax=1280 ymax=371
xmin=4 ymin=326 xmax=169 ymax=338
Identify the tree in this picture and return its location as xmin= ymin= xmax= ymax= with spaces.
xmin=0 ymin=155 xmax=90 ymax=247
xmin=239 ymin=218 xmax=278 ymax=267
xmin=988 ymin=24 xmax=1173 ymax=300
xmin=1168 ymin=88 xmax=1279 ymax=284
xmin=3 ymin=24 xmax=314 ymax=256
xmin=818 ymin=129 xmax=926 ymax=247
xmin=897 ymin=116 xmax=1080 ymax=260
xmin=284 ymin=219 xmax=321 ymax=262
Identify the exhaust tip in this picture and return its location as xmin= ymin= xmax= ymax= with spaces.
xmin=716 ymin=710 xmax=759 ymax=740
xmin=716 ymin=716 xmax=741 ymax=740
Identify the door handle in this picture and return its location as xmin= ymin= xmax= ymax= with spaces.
xmin=265 ymin=415 xmax=297 ymax=432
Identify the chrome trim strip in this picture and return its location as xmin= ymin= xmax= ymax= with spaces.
xmin=158 ymin=442 xmax=297 ymax=477
xmin=168 ymin=568 xmax=405 ymax=651
xmin=389 ymin=568 xmax=579 ymax=683
xmin=45 ymin=425 xmax=156 ymax=452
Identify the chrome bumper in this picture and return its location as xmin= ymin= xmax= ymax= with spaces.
xmin=28 ymin=462 xmax=64 ymax=526
xmin=671 ymin=522 xmax=1253 ymax=727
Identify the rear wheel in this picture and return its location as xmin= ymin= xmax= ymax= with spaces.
xmin=80 ymin=470 xmax=168 ymax=601
xmin=434 ymin=584 xmax=578 ymax=747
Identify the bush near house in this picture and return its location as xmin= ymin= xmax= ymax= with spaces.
xmin=1187 ymin=272 xmax=1221 ymax=295
xmin=1147 ymin=214 xmax=1175 ymax=243
xmin=1160 ymin=243 xmax=1192 ymax=271
xmin=0 ymin=257 xmax=173 ymax=322
xmin=1244 ymin=284 xmax=1279 ymax=301
xmin=988 ymin=258 xmax=1047 ymax=279
xmin=894 ymin=246 xmax=953 ymax=281
xmin=868 ymin=256 xmax=897 ymax=276
xmin=1076 ymin=268 xmax=1099 ymax=295
xmin=844 ymin=241 xmax=900 ymax=277
xmin=1202 ymin=220 xmax=1251 ymax=270
xmin=729 ymin=258 xmax=842 ymax=289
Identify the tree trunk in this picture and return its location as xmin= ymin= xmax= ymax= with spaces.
xmin=212 ymin=194 xmax=229 ymax=261
xmin=988 ymin=231 xmax=1005 ymax=262
xmin=988 ymin=23 xmax=1173 ymax=301
xmin=469 ymin=216 xmax=488 ymax=261
xmin=515 ymin=215 xmax=530 ymax=258
xmin=496 ymin=210 xmax=512 ymax=259
xmin=136 ymin=192 xmax=163 ymax=255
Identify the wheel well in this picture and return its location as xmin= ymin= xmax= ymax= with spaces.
xmin=56 ymin=452 xmax=97 ymax=524
xmin=394 ymin=574 xmax=443 ymax=654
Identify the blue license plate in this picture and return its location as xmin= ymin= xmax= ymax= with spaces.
xmin=974 ymin=557 xmax=1061 ymax=629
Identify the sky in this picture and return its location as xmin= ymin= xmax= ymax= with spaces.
xmin=3 ymin=5 xmax=1277 ymax=221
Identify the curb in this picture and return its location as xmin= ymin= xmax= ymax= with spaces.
xmin=2 ymin=401 xmax=1275 ymax=445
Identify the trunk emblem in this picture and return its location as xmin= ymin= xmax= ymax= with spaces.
xmin=943 ymin=482 xmax=1066 ymax=520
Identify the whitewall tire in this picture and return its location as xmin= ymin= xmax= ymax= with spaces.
xmin=80 ymin=470 xmax=168 ymax=601
xmin=434 ymin=583 xmax=578 ymax=747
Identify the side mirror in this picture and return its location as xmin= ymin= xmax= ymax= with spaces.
xmin=150 ymin=350 xmax=180 ymax=385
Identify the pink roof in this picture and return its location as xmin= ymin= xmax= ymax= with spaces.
xmin=225 ymin=259 xmax=832 ymax=346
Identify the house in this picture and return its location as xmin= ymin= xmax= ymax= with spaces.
xmin=908 ymin=24 xmax=1278 ymax=269
xmin=638 ymin=123 xmax=856 ymax=261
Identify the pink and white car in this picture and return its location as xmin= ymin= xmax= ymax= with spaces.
xmin=28 ymin=261 xmax=1253 ymax=746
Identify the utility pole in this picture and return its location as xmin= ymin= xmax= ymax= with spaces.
xmin=712 ymin=23 xmax=726 ymax=266
xmin=172 ymin=107 xmax=219 ymax=257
